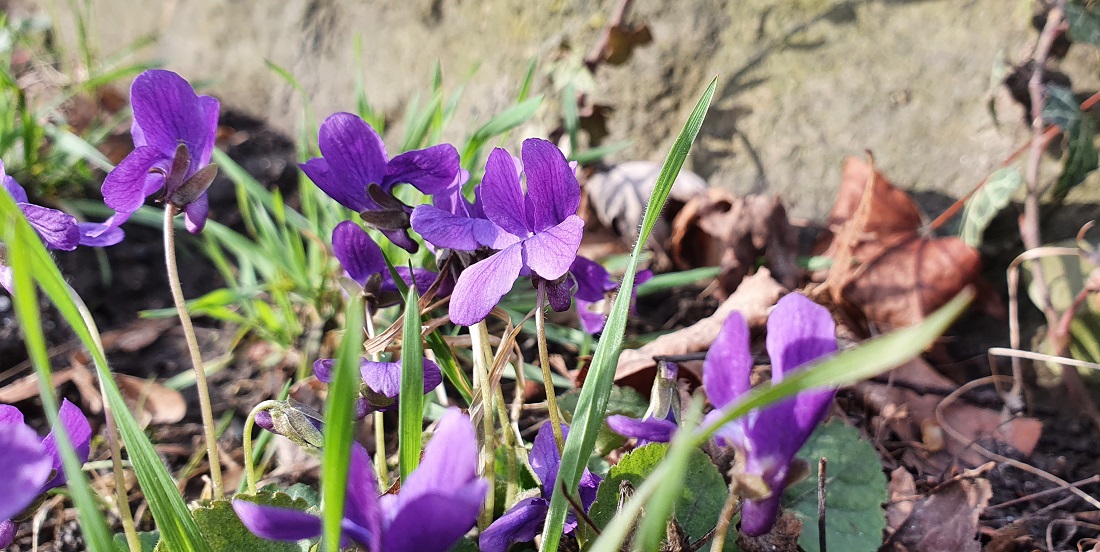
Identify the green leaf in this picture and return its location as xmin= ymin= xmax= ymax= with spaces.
xmin=557 ymin=385 xmax=649 ymax=455
xmin=1042 ymin=84 xmax=1099 ymax=198
xmin=587 ymin=442 xmax=736 ymax=551
xmin=320 ymin=295 xmax=365 ymax=552
xmin=959 ymin=167 xmax=1024 ymax=247
xmin=1043 ymin=84 xmax=1080 ymax=130
xmin=0 ymin=189 xmax=212 ymax=552
xmin=540 ymin=76 xmax=718 ymax=552
xmin=1065 ymin=2 xmax=1100 ymax=49
xmin=399 ymin=283 xmax=426 ymax=480
xmin=782 ymin=421 xmax=888 ymax=552
xmin=114 ymin=531 xmax=160 ymax=552
xmin=194 ymin=493 xmax=311 ymax=552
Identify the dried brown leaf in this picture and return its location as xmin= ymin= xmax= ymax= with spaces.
xmin=671 ymin=190 xmax=800 ymax=296
xmin=880 ymin=477 xmax=992 ymax=552
xmin=613 ymin=268 xmax=784 ymax=391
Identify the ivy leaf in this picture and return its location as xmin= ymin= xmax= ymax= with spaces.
xmin=113 ymin=531 xmax=160 ymax=552
xmin=1065 ymin=2 xmax=1100 ymax=49
xmin=586 ymin=443 xmax=738 ymax=551
xmin=959 ymin=167 xmax=1024 ymax=247
xmin=1043 ymin=84 xmax=1100 ymax=199
xmin=781 ymin=421 xmax=887 ymax=552
xmin=192 ymin=491 xmax=314 ymax=552
xmin=557 ymin=384 xmax=649 ymax=454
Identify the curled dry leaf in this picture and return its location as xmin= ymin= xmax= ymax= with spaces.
xmin=670 ymin=189 xmax=800 ymax=297
xmin=613 ymin=268 xmax=784 ymax=391
xmin=584 ymin=161 xmax=707 ymax=269
xmin=819 ymin=157 xmax=989 ymax=330
xmin=886 ymin=467 xmax=917 ymax=535
xmin=880 ymin=476 xmax=992 ymax=552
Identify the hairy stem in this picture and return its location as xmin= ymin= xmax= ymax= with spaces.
xmin=536 ymin=280 xmax=566 ymax=451
xmin=164 ymin=205 xmax=223 ymax=498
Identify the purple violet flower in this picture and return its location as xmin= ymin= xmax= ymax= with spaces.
xmin=479 ymin=421 xmax=601 ymax=552
xmin=234 ymin=407 xmax=486 ymax=551
xmin=607 ymin=361 xmax=680 ymax=445
xmin=569 ymin=256 xmax=653 ymax=334
xmin=703 ymin=292 xmax=837 ymax=537
xmin=101 ymin=70 xmax=220 ymax=233
xmin=302 ymin=113 xmax=460 ymax=253
xmin=313 ymin=356 xmax=442 ymax=415
xmin=1 ymin=161 xmax=124 ymax=291
xmin=331 ymin=220 xmax=450 ymax=306
xmin=410 ymin=139 xmax=584 ymax=326
xmin=0 ymin=400 xmax=92 ymax=548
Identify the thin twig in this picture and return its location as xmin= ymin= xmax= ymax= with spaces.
xmin=985 ymin=474 xmax=1100 ymax=510
xmin=935 ymin=375 xmax=1100 ymax=510
xmin=818 ymin=457 xmax=828 ymax=552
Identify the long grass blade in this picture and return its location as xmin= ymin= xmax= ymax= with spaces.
xmin=0 ymin=192 xmax=211 ymax=552
xmin=320 ymin=295 xmax=365 ymax=552
xmin=539 ymin=76 xmax=718 ymax=552
xmin=398 ymin=284 xmax=425 ymax=480
xmin=5 ymin=223 xmax=114 ymax=552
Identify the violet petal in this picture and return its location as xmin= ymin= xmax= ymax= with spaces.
xmin=766 ymin=293 xmax=838 ymax=382
xmin=397 ymin=408 xmax=480 ymax=503
xmin=383 ymin=143 xmax=460 ymax=194
xmin=383 ymin=488 xmax=485 ymax=552
xmin=360 ymin=359 xmax=442 ymax=398
xmin=317 ymin=112 xmax=387 ymax=194
xmin=342 ymin=444 xmax=383 ymax=550
xmin=129 ymin=70 xmax=212 ymax=159
xmin=529 ymin=421 xmax=567 ymax=494
xmin=182 ymin=192 xmax=209 ymax=234
xmin=101 ymin=145 xmax=166 ymax=216
xmin=0 ymin=519 xmax=15 ymax=549
xmin=40 ymin=399 xmax=91 ymax=490
xmin=449 ymin=242 xmax=523 ymax=326
xmin=20 ymin=204 xmax=80 ymax=251
xmin=300 ymin=157 xmax=370 ymax=213
xmin=522 ymin=214 xmax=583 ymax=281
xmin=0 ymin=404 xmax=25 ymax=426
xmin=0 ymin=423 xmax=50 ymax=522
xmin=480 ymin=147 xmax=529 ymax=236
xmin=739 ymin=493 xmax=785 ymax=538
xmin=231 ymin=499 xmax=322 ymax=542
xmin=703 ymin=313 xmax=753 ymax=409
xmin=477 ymin=497 xmax=549 ymax=552
xmin=521 ymin=138 xmax=581 ymax=232
xmin=606 ymin=415 xmax=677 ymax=444
xmin=76 ymin=222 xmax=124 ymax=247
xmin=332 ymin=221 xmax=386 ymax=286
xmin=571 ymin=256 xmax=612 ymax=303
xmin=2 ymin=163 xmax=27 ymax=202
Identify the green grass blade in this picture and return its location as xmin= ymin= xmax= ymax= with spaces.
xmin=320 ymin=295 xmax=365 ymax=552
xmin=461 ymin=96 xmax=543 ymax=169
xmin=6 ymin=223 xmax=114 ymax=552
xmin=539 ymin=76 xmax=718 ymax=552
xmin=635 ymin=266 xmax=721 ymax=297
xmin=632 ymin=397 xmax=704 ymax=551
xmin=398 ymin=284 xmax=425 ymax=480
xmin=0 ymin=193 xmax=211 ymax=552
xmin=212 ymin=149 xmax=313 ymax=230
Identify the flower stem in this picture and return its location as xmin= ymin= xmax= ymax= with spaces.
xmin=243 ymin=400 xmax=279 ymax=494
xmin=470 ymin=321 xmax=497 ymax=530
xmin=536 ymin=280 xmax=566 ymax=451
xmin=70 ymin=284 xmax=140 ymax=552
xmin=709 ymin=482 xmax=741 ymax=552
xmin=163 ymin=205 xmax=223 ymax=499
xmin=364 ymin=312 xmax=388 ymax=487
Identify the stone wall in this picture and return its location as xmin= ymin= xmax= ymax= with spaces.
xmin=37 ymin=0 xmax=1094 ymax=219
